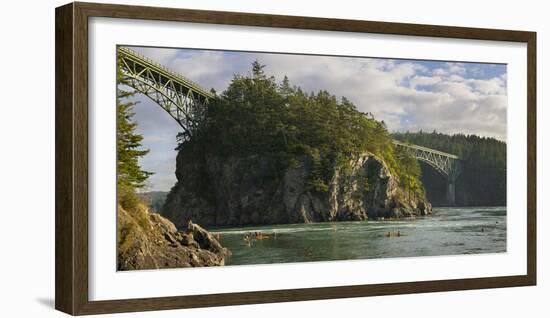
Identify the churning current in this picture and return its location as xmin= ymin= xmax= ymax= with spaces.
xmin=210 ymin=207 xmax=506 ymax=266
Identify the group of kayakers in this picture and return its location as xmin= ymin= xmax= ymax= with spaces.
xmin=243 ymin=231 xmax=277 ymax=246
xmin=385 ymin=230 xmax=402 ymax=237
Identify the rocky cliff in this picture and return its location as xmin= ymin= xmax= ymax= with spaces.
xmin=163 ymin=150 xmax=432 ymax=228
xmin=117 ymin=203 xmax=230 ymax=270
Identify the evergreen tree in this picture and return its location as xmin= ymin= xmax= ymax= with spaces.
xmin=252 ymin=60 xmax=266 ymax=80
xmin=279 ymin=75 xmax=293 ymax=99
xmin=116 ymin=92 xmax=153 ymax=189
xmin=116 ymin=57 xmax=153 ymax=208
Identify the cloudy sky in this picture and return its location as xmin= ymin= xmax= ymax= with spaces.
xmin=123 ymin=46 xmax=508 ymax=191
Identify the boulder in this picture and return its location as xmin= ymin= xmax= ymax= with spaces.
xmin=117 ymin=203 xmax=229 ymax=271
xmin=187 ymin=221 xmax=231 ymax=258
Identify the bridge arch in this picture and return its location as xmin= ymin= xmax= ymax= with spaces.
xmin=117 ymin=47 xmax=214 ymax=139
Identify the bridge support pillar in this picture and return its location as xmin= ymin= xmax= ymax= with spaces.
xmin=446 ymin=181 xmax=456 ymax=206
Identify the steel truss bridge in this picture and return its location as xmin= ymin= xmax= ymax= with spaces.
xmin=117 ymin=47 xmax=462 ymax=205
xmin=118 ymin=47 xmax=214 ymax=138
xmin=393 ymin=140 xmax=461 ymax=205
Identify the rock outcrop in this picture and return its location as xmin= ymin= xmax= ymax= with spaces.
xmin=117 ymin=203 xmax=230 ymax=271
xmin=163 ymin=151 xmax=432 ymax=228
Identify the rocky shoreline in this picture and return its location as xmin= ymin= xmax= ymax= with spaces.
xmin=117 ymin=203 xmax=230 ymax=270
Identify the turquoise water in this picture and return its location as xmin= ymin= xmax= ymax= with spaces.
xmin=210 ymin=207 xmax=506 ymax=266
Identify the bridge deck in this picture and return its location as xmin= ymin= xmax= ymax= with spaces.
xmin=392 ymin=140 xmax=460 ymax=159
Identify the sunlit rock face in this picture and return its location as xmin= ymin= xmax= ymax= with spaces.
xmin=163 ymin=150 xmax=431 ymax=228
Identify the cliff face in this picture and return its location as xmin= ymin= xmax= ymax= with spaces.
xmin=117 ymin=203 xmax=230 ymax=270
xmin=163 ymin=151 xmax=431 ymax=228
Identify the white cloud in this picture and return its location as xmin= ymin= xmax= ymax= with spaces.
xmin=410 ymin=75 xmax=442 ymax=88
xmin=131 ymin=47 xmax=179 ymax=67
xmin=468 ymin=78 xmax=506 ymax=95
xmin=432 ymin=68 xmax=448 ymax=76
xmin=448 ymin=74 xmax=464 ymax=82
xmin=446 ymin=62 xmax=467 ymax=75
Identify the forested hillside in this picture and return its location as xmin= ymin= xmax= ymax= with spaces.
xmin=393 ymin=131 xmax=506 ymax=206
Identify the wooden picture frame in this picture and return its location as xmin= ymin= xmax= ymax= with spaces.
xmin=55 ymin=1 xmax=536 ymax=315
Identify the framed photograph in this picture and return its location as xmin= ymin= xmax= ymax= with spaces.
xmin=55 ymin=2 xmax=536 ymax=315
